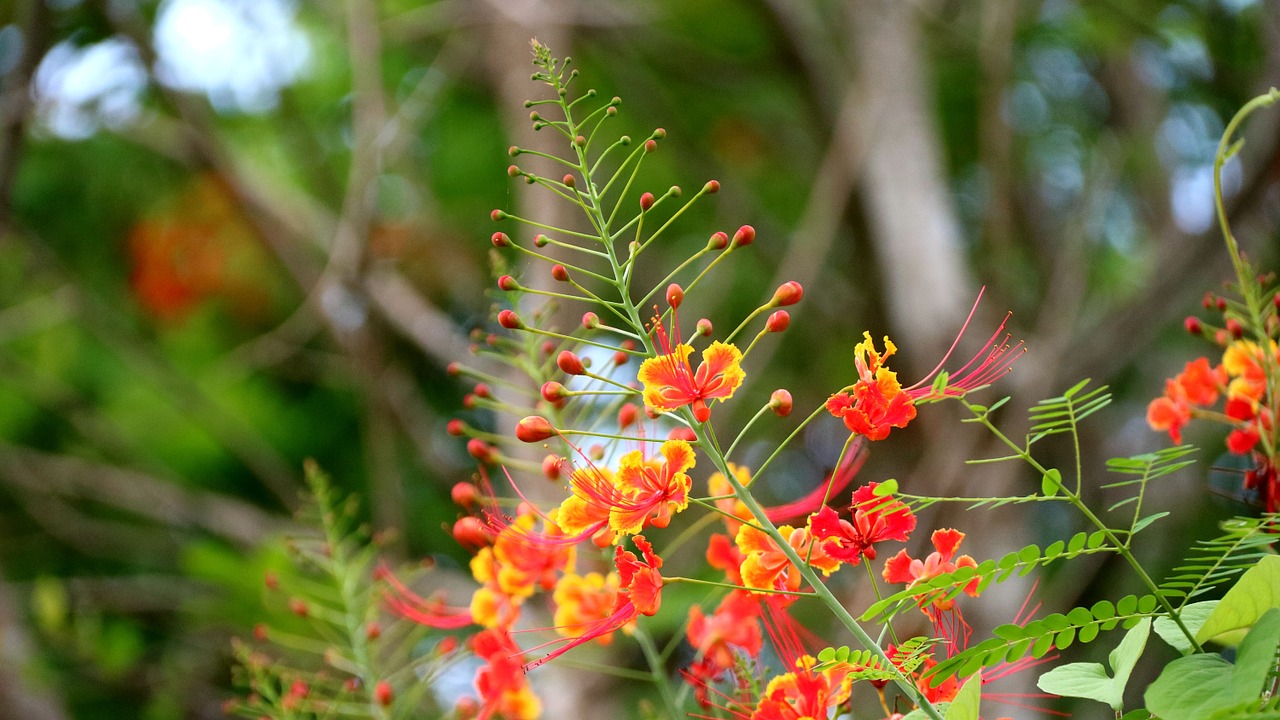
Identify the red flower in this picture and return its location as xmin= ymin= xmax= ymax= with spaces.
xmin=556 ymin=439 xmax=695 ymax=539
xmin=471 ymin=628 xmax=541 ymax=720
xmin=687 ymin=591 xmax=763 ymax=674
xmin=638 ymin=314 xmax=744 ymax=422
xmin=826 ymin=333 xmax=917 ymax=441
xmin=884 ymin=528 xmax=981 ymax=616
xmin=749 ymin=656 xmax=852 ymax=720
xmin=809 ymin=482 xmax=916 ymax=564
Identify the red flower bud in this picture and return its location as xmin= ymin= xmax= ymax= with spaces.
xmin=451 ymin=482 xmax=478 ymax=508
xmin=769 ymin=389 xmax=793 ymax=417
xmin=588 ymin=444 xmax=605 ymax=461
xmin=541 ymin=381 xmax=568 ymax=403
xmin=533 ymin=234 xmax=549 ymax=247
xmin=453 ymin=516 xmax=492 ymax=549
xmin=696 ymin=318 xmax=713 ymax=337
xmin=253 ymin=623 xmax=268 ymax=641
xmin=772 ymin=281 xmax=803 ymax=306
xmin=1184 ymin=316 xmax=1202 ymax=335
xmin=644 ymin=139 xmax=657 ymax=153
xmin=508 ymin=145 xmax=520 ymax=157
xmin=557 ymin=351 xmax=585 ymax=375
xmin=516 ymin=416 xmax=555 ymax=443
xmin=374 ymin=681 xmax=393 ymax=707
xmin=497 ymin=310 xmax=522 ymax=329
xmin=472 ymin=383 xmax=491 ymax=399
xmin=582 ymin=312 xmax=600 ymax=329
xmin=640 ymin=192 xmax=655 ymax=211
xmin=288 ymin=598 xmax=308 ymax=617
xmin=551 ymin=264 xmax=570 ymax=282
xmin=653 ymin=128 xmax=667 ymax=139
xmin=490 ymin=209 xmax=506 ymax=222
xmin=1273 ymin=292 xmax=1280 ymax=309
xmin=708 ymin=231 xmax=729 ymax=250
xmin=466 ymin=438 xmax=495 ymax=463
xmin=1217 ymin=298 xmax=1227 ymax=311
xmin=366 ymin=622 xmax=382 ymax=641
xmin=491 ymin=232 xmax=510 ymax=247
xmin=618 ymin=403 xmax=639 ymax=428
xmin=446 ymin=362 xmax=462 ymax=376
xmin=446 ymin=419 xmax=465 ymax=436
xmin=732 ymin=225 xmax=755 ymax=247
xmin=540 ymin=341 xmax=555 ymax=356
xmin=666 ymin=283 xmax=684 ymax=309
xmin=613 ymin=350 xmax=628 ymax=365
xmin=766 ymin=310 xmax=790 ymax=333
xmin=498 ymin=275 xmax=519 ymax=291
xmin=542 ymin=454 xmax=563 ymax=481
xmin=667 ymin=426 xmax=698 ymax=442
xmin=264 ymin=571 xmax=279 ymax=590
xmin=574 ymin=135 xmax=586 ymax=147
xmin=563 ymin=174 xmax=576 ymax=188
xmin=462 ymin=394 xmax=477 ymax=409
xmin=507 ymin=165 xmax=521 ymax=178
xmin=704 ymin=180 xmax=720 ymax=194
xmin=1227 ymin=318 xmax=1244 ymax=338
xmin=1203 ymin=292 xmax=1215 ymax=309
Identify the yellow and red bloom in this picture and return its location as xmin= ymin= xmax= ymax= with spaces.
xmin=826 ymin=333 xmax=917 ymax=441
xmin=809 ymin=482 xmax=916 ymax=565
xmin=638 ymin=315 xmax=744 ymax=423
xmin=883 ymin=528 xmax=981 ymax=617
xmin=708 ymin=463 xmax=756 ymax=534
xmin=687 ymin=591 xmax=763 ymax=674
xmin=552 ymin=571 xmax=623 ymax=645
xmin=471 ymin=628 xmax=542 ymax=720
xmin=556 ymin=440 xmax=695 ymax=540
xmin=749 ymin=655 xmax=852 ymax=720
xmin=736 ymin=523 xmax=840 ymax=598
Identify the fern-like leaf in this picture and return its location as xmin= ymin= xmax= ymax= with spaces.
xmin=1025 ymin=379 xmax=1111 ymax=445
xmin=1159 ymin=514 xmax=1280 ymax=607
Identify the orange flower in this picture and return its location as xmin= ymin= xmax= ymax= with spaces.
xmin=472 ymin=628 xmax=542 ymax=720
xmin=708 ymin=463 xmax=755 ymax=534
xmin=736 ymin=523 xmax=840 ymax=597
xmin=826 ymin=333 xmax=918 ymax=441
xmin=809 ymin=482 xmax=916 ymax=564
xmin=750 ymin=655 xmax=852 ymax=720
xmin=553 ymin=572 xmax=623 ymax=644
xmin=687 ymin=591 xmax=763 ymax=673
xmin=883 ymin=528 xmax=981 ymax=616
xmin=638 ymin=315 xmax=744 ymax=422
xmin=556 ymin=440 xmax=695 ymax=539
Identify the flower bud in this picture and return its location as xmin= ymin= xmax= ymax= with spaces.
xmin=708 ymin=231 xmax=729 ymax=250
xmin=446 ymin=362 xmax=462 ymax=377
xmin=466 ymin=438 xmax=495 ymax=463
xmin=541 ymin=381 xmax=568 ymax=403
xmin=618 ymin=403 xmax=639 ymax=428
xmin=288 ymin=598 xmax=308 ymax=617
xmin=374 ymin=680 xmax=393 ymax=707
xmin=472 ymin=383 xmax=491 ymax=399
xmin=1272 ymin=292 xmax=1280 ymax=310
xmin=1203 ymin=292 xmax=1215 ymax=309
xmin=1214 ymin=329 xmax=1228 ymax=345
xmin=264 ymin=571 xmax=279 ymax=590
xmin=588 ymin=444 xmax=605 ymax=461
xmin=453 ymin=516 xmax=492 ymax=549
xmin=542 ymin=454 xmax=563 ymax=481
xmin=436 ymin=636 xmax=459 ymax=656
xmin=446 ymin=419 xmax=466 ymax=436
xmin=574 ymin=135 xmax=586 ymax=147
xmin=766 ymin=310 xmax=790 ymax=333
xmin=507 ymin=165 xmax=521 ymax=178
xmin=667 ymin=427 xmax=698 ymax=442
xmin=551 ymin=264 xmax=570 ymax=282
xmin=582 ymin=312 xmax=600 ymax=329
xmin=557 ymin=351 xmax=585 ymax=375
xmin=696 ymin=318 xmax=713 ymax=337
xmin=644 ymin=139 xmax=657 ymax=153
xmin=1184 ymin=316 xmax=1202 ymax=335
xmin=732 ymin=225 xmax=755 ymax=247
xmin=541 ymin=341 xmax=555 ymax=356
xmin=491 ymin=232 xmax=510 ymax=248
xmin=653 ymin=128 xmax=667 ymax=139
xmin=497 ymin=310 xmax=522 ymax=329
xmin=508 ymin=145 xmax=520 ymax=156
xmin=1217 ymin=297 xmax=1227 ymax=311
xmin=533 ymin=234 xmax=549 ymax=247
xmin=490 ymin=209 xmax=506 ymax=222
xmin=771 ymin=281 xmax=803 ymax=306
xmin=704 ymin=180 xmax=720 ymax=194
xmin=640 ymin=192 xmax=655 ymax=211
xmin=666 ymin=283 xmax=684 ymax=309
xmin=563 ymin=174 xmax=576 ymax=188
xmin=1227 ymin=318 xmax=1244 ymax=338
xmin=769 ymin=389 xmax=793 ymax=417
xmin=451 ymin=482 xmax=478 ymax=508
xmin=366 ymin=622 xmax=382 ymax=641
xmin=498 ymin=275 xmax=519 ymax=291
xmin=462 ymin=394 xmax=478 ymax=409
xmin=613 ymin=350 xmax=628 ymax=365
xmin=516 ymin=416 xmax=555 ymax=443
xmin=253 ymin=623 xmax=268 ymax=641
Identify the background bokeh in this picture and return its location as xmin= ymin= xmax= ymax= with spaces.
xmin=0 ymin=0 xmax=1277 ymax=718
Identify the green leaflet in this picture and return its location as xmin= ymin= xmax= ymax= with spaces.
xmin=1036 ymin=617 xmax=1150 ymax=711
xmin=1196 ymin=555 xmax=1280 ymax=645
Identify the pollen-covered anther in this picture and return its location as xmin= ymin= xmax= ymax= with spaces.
xmin=704 ymin=180 xmax=720 ymax=194
xmin=582 ymin=312 xmax=599 ymax=329
xmin=771 ymin=280 xmax=803 ymax=307
xmin=708 ymin=231 xmax=729 ymax=250
xmin=551 ymin=264 xmax=570 ymax=282
xmin=498 ymin=275 xmax=519 ymax=291
xmin=769 ymin=389 xmax=793 ymax=417
xmin=497 ymin=309 xmax=522 ymax=329
xmin=1185 ymin=316 xmax=1203 ymax=335
xmin=667 ymin=283 xmax=684 ymax=309
xmin=766 ymin=310 xmax=790 ymax=333
xmin=732 ymin=224 xmax=755 ymax=248
xmin=516 ymin=415 xmax=556 ymax=443
xmin=451 ymin=482 xmax=478 ymax=508
xmin=490 ymin=232 xmax=510 ymax=248
xmin=1227 ymin=318 xmax=1244 ymax=338
xmin=696 ymin=318 xmax=713 ymax=337
xmin=557 ymin=350 xmax=586 ymax=375
xmin=541 ymin=381 xmax=568 ymax=403
xmin=640 ymin=192 xmax=655 ymax=211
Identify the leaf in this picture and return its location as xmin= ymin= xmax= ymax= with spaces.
xmin=1145 ymin=609 xmax=1280 ymax=720
xmin=1036 ymin=618 xmax=1149 ymax=711
xmin=945 ymin=672 xmax=981 ymax=720
xmin=1042 ymin=468 xmax=1062 ymax=497
xmin=1154 ymin=601 xmax=1217 ymax=654
xmin=1196 ymin=555 xmax=1280 ymax=645
xmin=1131 ymin=512 xmax=1170 ymax=535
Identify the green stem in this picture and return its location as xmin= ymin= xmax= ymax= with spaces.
xmin=634 ymin=622 xmax=682 ymax=719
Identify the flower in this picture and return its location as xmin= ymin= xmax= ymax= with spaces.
xmin=1146 ymin=357 xmax=1229 ymax=444
xmin=749 ymin=655 xmax=852 ymax=720
xmin=883 ymin=528 xmax=981 ymax=617
xmin=523 ymin=536 xmax=663 ymax=670
xmin=556 ymin=439 xmax=695 ymax=540
xmin=687 ymin=591 xmax=763 ymax=674
xmin=638 ymin=314 xmax=744 ymax=422
xmin=472 ymin=628 xmax=542 ymax=720
xmin=736 ymin=523 xmax=839 ymax=597
xmin=826 ymin=333 xmax=917 ymax=441
xmin=809 ymin=482 xmax=916 ymax=564
xmin=552 ymin=571 xmax=623 ymax=645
